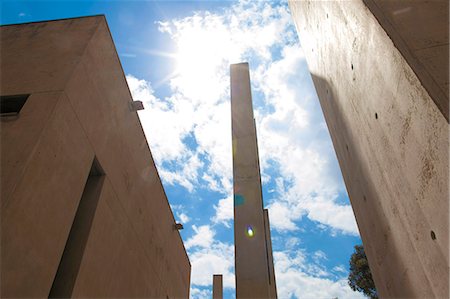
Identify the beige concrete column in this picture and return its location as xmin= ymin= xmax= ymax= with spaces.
xmin=230 ymin=62 xmax=276 ymax=298
xmin=213 ymin=274 xmax=223 ymax=299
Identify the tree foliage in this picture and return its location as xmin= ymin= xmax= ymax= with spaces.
xmin=348 ymin=245 xmax=378 ymax=299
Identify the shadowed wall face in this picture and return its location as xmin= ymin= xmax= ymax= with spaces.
xmin=230 ymin=63 xmax=277 ymax=299
xmin=363 ymin=0 xmax=449 ymax=121
xmin=0 ymin=16 xmax=190 ymax=298
xmin=49 ymin=158 xmax=104 ymax=298
xmin=288 ymin=1 xmax=448 ymax=298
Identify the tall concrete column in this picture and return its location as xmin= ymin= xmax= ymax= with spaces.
xmin=213 ymin=275 xmax=223 ymax=299
xmin=230 ymin=62 xmax=277 ymax=298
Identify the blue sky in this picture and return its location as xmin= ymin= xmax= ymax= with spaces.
xmin=1 ymin=1 xmax=364 ymax=298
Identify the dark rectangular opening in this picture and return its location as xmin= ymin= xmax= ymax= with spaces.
xmin=0 ymin=94 xmax=29 ymax=116
xmin=49 ymin=157 xmax=104 ymax=298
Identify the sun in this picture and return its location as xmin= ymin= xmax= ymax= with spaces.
xmin=175 ymin=28 xmax=215 ymax=77
xmin=172 ymin=25 xmax=232 ymax=103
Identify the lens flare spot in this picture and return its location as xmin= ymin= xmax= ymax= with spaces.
xmin=246 ymin=226 xmax=254 ymax=238
xmin=234 ymin=194 xmax=245 ymax=206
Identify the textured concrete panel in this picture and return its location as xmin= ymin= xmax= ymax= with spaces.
xmin=363 ymin=0 xmax=449 ymax=121
xmin=64 ymin=19 xmax=190 ymax=298
xmin=1 ymin=94 xmax=94 ymax=297
xmin=289 ymin=1 xmax=448 ymax=298
xmin=1 ymin=92 xmax=61 ymax=207
xmin=71 ymin=178 xmax=164 ymax=298
xmin=0 ymin=17 xmax=101 ymax=95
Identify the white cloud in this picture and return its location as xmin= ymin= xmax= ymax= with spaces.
xmin=190 ymin=287 xmax=211 ymax=299
xmin=156 ymin=21 xmax=172 ymax=34
xmin=186 ymin=226 xmax=235 ymax=289
xmin=212 ymin=195 xmax=233 ymax=227
xmin=127 ymin=71 xmax=232 ymax=195
xmin=189 ymin=241 xmax=235 ymax=290
xmin=274 ymin=251 xmax=364 ymax=299
xmin=303 ymin=197 xmax=359 ymax=235
xmin=127 ymin=74 xmax=192 ymax=164
xmin=285 ymin=237 xmax=301 ymax=249
xmin=185 ymin=225 xmax=215 ymax=249
xmin=267 ymin=201 xmax=301 ymax=231
xmin=333 ymin=265 xmax=348 ymax=274
xmin=158 ymin=168 xmax=194 ymax=192
xmin=313 ymin=250 xmax=328 ymax=262
xmin=178 ymin=212 xmax=190 ymax=224
xmin=250 ymin=41 xmax=359 ymax=235
xmin=202 ymin=173 xmax=221 ymax=193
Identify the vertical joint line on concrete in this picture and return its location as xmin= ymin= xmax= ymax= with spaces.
xmin=254 ymin=118 xmax=265 ymax=209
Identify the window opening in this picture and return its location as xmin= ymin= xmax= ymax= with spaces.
xmin=0 ymin=94 xmax=29 ymax=116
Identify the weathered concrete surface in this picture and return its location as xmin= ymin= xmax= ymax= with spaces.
xmin=363 ymin=0 xmax=449 ymax=121
xmin=231 ymin=63 xmax=277 ymax=298
xmin=1 ymin=92 xmax=94 ymax=297
xmin=288 ymin=1 xmax=448 ymax=298
xmin=263 ymin=209 xmax=277 ymax=299
xmin=1 ymin=16 xmax=190 ymax=298
xmin=213 ymin=274 xmax=223 ymax=299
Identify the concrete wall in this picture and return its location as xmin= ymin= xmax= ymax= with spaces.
xmin=1 ymin=16 xmax=190 ymax=298
xmin=363 ymin=0 xmax=449 ymax=121
xmin=289 ymin=1 xmax=448 ymax=298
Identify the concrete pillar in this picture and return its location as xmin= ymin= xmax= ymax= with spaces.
xmin=230 ymin=63 xmax=277 ymax=298
xmin=263 ymin=209 xmax=277 ymax=299
xmin=288 ymin=1 xmax=448 ymax=298
xmin=212 ymin=274 xmax=223 ymax=299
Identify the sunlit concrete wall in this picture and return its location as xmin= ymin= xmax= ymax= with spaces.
xmin=288 ymin=1 xmax=448 ymax=298
xmin=0 ymin=16 xmax=190 ymax=298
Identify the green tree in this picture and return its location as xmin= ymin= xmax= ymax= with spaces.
xmin=348 ymin=245 xmax=378 ymax=298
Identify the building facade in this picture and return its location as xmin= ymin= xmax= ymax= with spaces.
xmin=1 ymin=16 xmax=190 ymax=298
xmin=289 ymin=1 xmax=448 ymax=298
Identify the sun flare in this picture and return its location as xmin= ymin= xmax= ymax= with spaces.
xmin=172 ymin=26 xmax=233 ymax=102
